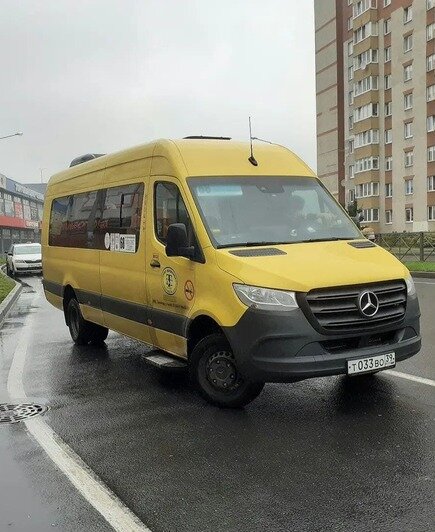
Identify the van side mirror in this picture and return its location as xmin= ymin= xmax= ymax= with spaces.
xmin=165 ymin=223 xmax=195 ymax=259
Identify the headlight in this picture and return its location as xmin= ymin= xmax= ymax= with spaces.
xmin=14 ymin=259 xmax=26 ymax=263
xmin=233 ymin=284 xmax=299 ymax=311
xmin=405 ymin=276 xmax=416 ymax=296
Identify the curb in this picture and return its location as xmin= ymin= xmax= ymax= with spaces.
xmin=0 ymin=270 xmax=22 ymax=327
xmin=411 ymin=271 xmax=435 ymax=279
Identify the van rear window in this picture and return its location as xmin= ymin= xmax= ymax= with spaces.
xmin=49 ymin=183 xmax=144 ymax=251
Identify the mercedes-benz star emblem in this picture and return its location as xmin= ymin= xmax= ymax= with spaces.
xmin=358 ymin=290 xmax=379 ymax=318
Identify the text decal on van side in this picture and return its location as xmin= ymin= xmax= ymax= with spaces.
xmin=104 ymin=232 xmax=136 ymax=253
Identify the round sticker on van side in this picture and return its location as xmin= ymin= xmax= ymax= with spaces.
xmin=162 ymin=267 xmax=177 ymax=295
xmin=104 ymin=232 xmax=111 ymax=250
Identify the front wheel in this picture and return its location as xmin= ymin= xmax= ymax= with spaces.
xmin=66 ymin=298 xmax=109 ymax=345
xmin=189 ymin=333 xmax=264 ymax=408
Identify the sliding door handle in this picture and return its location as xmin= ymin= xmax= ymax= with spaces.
xmin=150 ymin=259 xmax=161 ymax=269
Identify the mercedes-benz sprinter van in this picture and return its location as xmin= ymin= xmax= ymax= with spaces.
xmin=42 ymin=139 xmax=421 ymax=407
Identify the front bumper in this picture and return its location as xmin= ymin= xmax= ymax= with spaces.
xmin=224 ymin=294 xmax=421 ymax=383
xmin=14 ymin=264 xmax=42 ymax=274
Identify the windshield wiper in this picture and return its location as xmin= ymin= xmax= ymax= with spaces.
xmin=301 ymin=237 xmax=356 ymax=243
xmin=217 ymin=241 xmax=293 ymax=249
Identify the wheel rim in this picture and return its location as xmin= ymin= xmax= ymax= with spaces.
xmin=205 ymin=351 xmax=242 ymax=392
xmin=69 ymin=304 xmax=80 ymax=339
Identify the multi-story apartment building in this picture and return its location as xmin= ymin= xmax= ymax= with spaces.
xmin=315 ymin=0 xmax=435 ymax=233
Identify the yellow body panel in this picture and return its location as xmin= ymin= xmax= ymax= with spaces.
xmin=42 ymin=138 xmax=410 ymax=358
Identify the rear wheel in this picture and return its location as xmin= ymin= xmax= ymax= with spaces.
xmin=189 ymin=333 xmax=264 ymax=408
xmin=66 ymin=298 xmax=108 ymax=345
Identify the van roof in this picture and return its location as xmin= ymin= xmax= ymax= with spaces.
xmin=48 ymin=139 xmax=315 ymax=187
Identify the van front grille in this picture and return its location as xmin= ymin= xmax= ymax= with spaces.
xmin=302 ymin=280 xmax=407 ymax=333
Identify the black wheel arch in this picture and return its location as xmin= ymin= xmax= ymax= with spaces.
xmin=187 ymin=315 xmax=230 ymax=357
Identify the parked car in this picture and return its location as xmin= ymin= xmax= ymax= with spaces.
xmin=6 ymin=243 xmax=42 ymax=276
xmin=361 ymin=226 xmax=376 ymax=241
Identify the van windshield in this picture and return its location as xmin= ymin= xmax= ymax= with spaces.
xmin=188 ymin=177 xmax=361 ymax=248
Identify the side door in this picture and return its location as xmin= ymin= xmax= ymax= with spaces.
xmin=99 ymin=181 xmax=152 ymax=343
xmin=146 ymin=178 xmax=198 ymax=358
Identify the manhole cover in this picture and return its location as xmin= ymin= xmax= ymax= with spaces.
xmin=0 ymin=403 xmax=48 ymax=424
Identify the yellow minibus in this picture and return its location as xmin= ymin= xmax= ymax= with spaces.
xmin=42 ymin=138 xmax=421 ymax=407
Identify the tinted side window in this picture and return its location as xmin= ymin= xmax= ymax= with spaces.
xmin=155 ymin=182 xmax=191 ymax=243
xmin=49 ymin=192 xmax=98 ymax=248
xmin=49 ymin=196 xmax=70 ymax=246
xmin=49 ymin=183 xmax=144 ymax=252
xmin=94 ymin=183 xmax=143 ymax=251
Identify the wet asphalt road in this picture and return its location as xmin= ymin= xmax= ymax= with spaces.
xmin=0 ymin=276 xmax=434 ymax=532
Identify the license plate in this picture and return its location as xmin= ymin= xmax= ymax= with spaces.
xmin=347 ymin=352 xmax=395 ymax=375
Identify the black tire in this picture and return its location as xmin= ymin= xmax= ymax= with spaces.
xmin=66 ymin=298 xmax=108 ymax=346
xmin=189 ymin=333 xmax=264 ymax=408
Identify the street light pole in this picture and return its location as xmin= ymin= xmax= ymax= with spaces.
xmin=0 ymin=132 xmax=23 ymax=140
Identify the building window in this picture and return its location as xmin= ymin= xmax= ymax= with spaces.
xmin=354 ymin=49 xmax=378 ymax=70
xmin=355 ymin=157 xmax=379 ymax=173
xmin=386 ymin=210 xmax=393 ymax=224
xmin=354 ymin=129 xmax=379 ymax=148
xmin=427 ymin=116 xmax=435 ymax=132
xmin=349 ymin=164 xmax=355 ymax=178
xmin=429 ymin=206 xmax=435 ymax=221
xmin=404 ymin=150 xmax=414 ymax=168
xmin=384 ymin=74 xmax=391 ymax=89
xmin=427 ymin=84 xmax=435 ymax=102
xmin=404 ymin=121 xmax=413 ymax=139
xmin=348 ymin=189 xmax=355 ymax=203
xmin=353 ymin=0 xmax=377 ymax=18
xmin=354 ymin=21 xmax=379 ymax=44
xmin=405 ymin=179 xmax=414 ymax=195
xmin=355 ymin=182 xmax=380 ymax=198
xmin=385 ymin=101 xmax=392 ymax=116
xmin=404 ymin=92 xmax=413 ymax=110
xmin=385 ymin=156 xmax=393 ymax=171
xmin=428 ymin=175 xmax=435 ymax=191
xmin=404 ymin=34 xmax=413 ymax=52
xmin=348 ymin=65 xmax=354 ymax=81
xmin=428 ymin=146 xmax=435 ymax=162
xmin=427 ymin=23 xmax=435 ymax=41
xmin=428 ymin=54 xmax=435 ymax=71
xmin=404 ymin=64 xmax=413 ymax=82
xmin=349 ymin=90 xmax=354 ymax=105
xmin=362 ymin=208 xmax=379 ymax=222
xmin=405 ymin=207 xmax=414 ymax=223
xmin=385 ymin=183 xmax=393 ymax=197
xmin=384 ymin=18 xmax=391 ymax=35
xmin=404 ymin=6 xmax=412 ymax=24
xmin=348 ymin=41 xmax=354 ymax=56
xmin=349 ymin=115 xmax=354 ymax=130
xmin=384 ymin=46 xmax=391 ymax=62
xmin=348 ymin=17 xmax=353 ymax=31
xmin=385 ymin=129 xmax=392 ymax=144
xmin=354 ymin=102 xmax=379 ymax=122
xmin=354 ymin=75 xmax=378 ymax=96
xmin=349 ymin=139 xmax=354 ymax=153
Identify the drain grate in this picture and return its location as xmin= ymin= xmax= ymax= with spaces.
xmin=0 ymin=403 xmax=48 ymax=424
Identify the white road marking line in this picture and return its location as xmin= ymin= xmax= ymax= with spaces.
xmin=414 ymin=281 xmax=435 ymax=285
xmin=384 ymin=370 xmax=435 ymax=387
xmin=7 ymin=310 xmax=151 ymax=532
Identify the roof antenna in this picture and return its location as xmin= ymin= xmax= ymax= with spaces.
xmin=248 ymin=117 xmax=258 ymax=166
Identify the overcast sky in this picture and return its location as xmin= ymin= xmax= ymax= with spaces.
xmin=0 ymin=0 xmax=316 ymax=183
